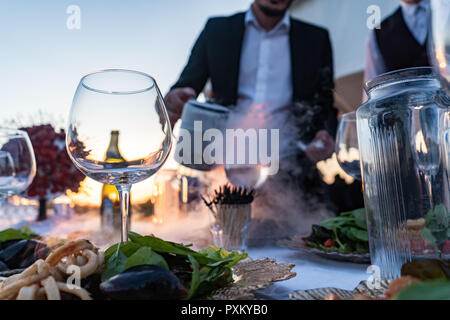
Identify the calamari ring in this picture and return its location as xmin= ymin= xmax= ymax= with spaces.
xmin=1 ymin=259 xmax=44 ymax=288
xmin=45 ymin=240 xmax=93 ymax=266
xmin=78 ymin=249 xmax=99 ymax=278
xmin=41 ymin=276 xmax=60 ymax=300
xmin=16 ymin=284 xmax=39 ymax=300
xmin=0 ymin=273 xmax=45 ymax=300
xmin=96 ymin=251 xmax=104 ymax=273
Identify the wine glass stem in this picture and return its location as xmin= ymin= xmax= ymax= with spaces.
xmin=425 ymin=174 xmax=434 ymax=209
xmin=116 ymin=184 xmax=131 ymax=242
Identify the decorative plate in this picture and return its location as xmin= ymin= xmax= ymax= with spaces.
xmin=277 ymin=236 xmax=370 ymax=264
xmin=290 ymin=280 xmax=391 ymax=300
xmin=211 ymin=258 xmax=296 ymax=300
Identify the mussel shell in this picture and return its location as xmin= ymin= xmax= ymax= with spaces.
xmin=100 ymin=265 xmax=189 ymax=300
xmin=0 ymin=260 xmax=8 ymax=272
xmin=0 ymin=240 xmax=48 ymax=269
xmin=0 ymin=240 xmax=28 ymax=267
xmin=0 ymin=268 xmax=25 ymax=277
xmin=20 ymin=246 xmax=50 ymax=268
xmin=82 ymin=274 xmax=106 ymax=300
xmin=0 ymin=239 xmax=22 ymax=251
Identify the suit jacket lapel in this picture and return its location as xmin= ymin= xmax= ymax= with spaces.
xmin=289 ymin=19 xmax=308 ymax=101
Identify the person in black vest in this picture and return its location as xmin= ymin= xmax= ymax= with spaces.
xmin=364 ymin=0 xmax=430 ymax=83
xmin=165 ymin=0 xmax=337 ymax=165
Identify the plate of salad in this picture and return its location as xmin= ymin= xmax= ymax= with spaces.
xmin=278 ymin=208 xmax=370 ymax=264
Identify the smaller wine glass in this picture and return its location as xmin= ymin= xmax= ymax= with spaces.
xmin=441 ymin=109 xmax=450 ymax=186
xmin=335 ymin=112 xmax=361 ymax=180
xmin=411 ymin=106 xmax=442 ymax=208
xmin=0 ymin=129 xmax=36 ymax=200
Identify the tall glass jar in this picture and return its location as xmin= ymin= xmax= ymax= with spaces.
xmin=357 ymin=67 xmax=449 ymax=279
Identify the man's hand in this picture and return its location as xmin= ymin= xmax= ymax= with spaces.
xmin=305 ymin=130 xmax=335 ymax=163
xmin=164 ymin=87 xmax=197 ymax=127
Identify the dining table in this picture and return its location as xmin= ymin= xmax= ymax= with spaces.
xmin=248 ymin=247 xmax=369 ymax=299
xmin=0 ymin=201 xmax=370 ymax=300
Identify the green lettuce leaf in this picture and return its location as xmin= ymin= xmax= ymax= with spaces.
xmin=0 ymin=227 xmax=38 ymax=242
xmin=187 ymin=255 xmax=200 ymax=299
xmin=393 ymin=280 xmax=450 ymax=300
xmin=101 ymin=247 xmax=127 ymax=281
xmin=124 ymin=246 xmax=168 ymax=271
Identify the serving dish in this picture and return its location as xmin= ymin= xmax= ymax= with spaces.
xmin=278 ymin=236 xmax=370 ymax=264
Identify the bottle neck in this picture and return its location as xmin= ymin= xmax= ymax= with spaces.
xmin=105 ymin=132 xmax=124 ymax=161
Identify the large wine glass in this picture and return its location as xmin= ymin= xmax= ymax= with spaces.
xmin=335 ymin=112 xmax=361 ymax=180
xmin=0 ymin=129 xmax=36 ymax=200
xmin=429 ymin=0 xmax=450 ymax=94
xmin=66 ymin=69 xmax=172 ymax=242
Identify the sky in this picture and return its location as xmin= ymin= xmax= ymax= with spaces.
xmin=0 ymin=0 xmax=254 ymax=124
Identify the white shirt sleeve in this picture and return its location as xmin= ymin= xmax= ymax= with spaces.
xmin=363 ymin=30 xmax=387 ymax=102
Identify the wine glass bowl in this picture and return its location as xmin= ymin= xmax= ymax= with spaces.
xmin=411 ymin=106 xmax=442 ymax=177
xmin=335 ymin=112 xmax=361 ymax=180
xmin=410 ymin=105 xmax=443 ymax=208
xmin=66 ymin=69 xmax=172 ymax=241
xmin=0 ymin=129 xmax=36 ymax=199
xmin=224 ymin=163 xmax=270 ymax=189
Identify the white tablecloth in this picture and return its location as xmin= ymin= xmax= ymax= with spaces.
xmin=247 ymin=247 xmax=369 ymax=299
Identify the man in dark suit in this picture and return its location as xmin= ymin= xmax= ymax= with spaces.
xmin=165 ymin=0 xmax=338 ymax=164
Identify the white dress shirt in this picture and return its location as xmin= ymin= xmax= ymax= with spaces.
xmin=364 ymin=0 xmax=430 ymax=85
xmin=236 ymin=8 xmax=293 ymax=114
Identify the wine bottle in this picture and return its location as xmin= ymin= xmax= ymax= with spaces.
xmin=100 ymin=130 xmax=132 ymax=231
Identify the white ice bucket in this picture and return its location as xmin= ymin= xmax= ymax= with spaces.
xmin=175 ymin=100 xmax=229 ymax=171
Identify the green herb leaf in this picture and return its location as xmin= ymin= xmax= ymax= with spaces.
xmin=393 ymin=280 xmax=450 ymax=300
xmin=128 ymin=231 xmax=208 ymax=264
xmin=101 ymin=247 xmax=127 ymax=281
xmin=0 ymin=227 xmax=37 ymax=242
xmin=199 ymin=246 xmax=247 ymax=268
xmin=423 ymin=204 xmax=449 ymax=251
xmin=187 ymin=255 xmax=200 ymax=299
xmin=104 ymin=241 xmax=141 ymax=261
xmin=352 ymin=208 xmax=367 ymax=230
xmin=320 ymin=216 xmax=354 ymax=230
xmin=348 ymin=227 xmax=369 ymax=242
xmin=124 ymin=246 xmax=169 ymax=270
xmin=102 ymin=232 xmax=247 ymax=299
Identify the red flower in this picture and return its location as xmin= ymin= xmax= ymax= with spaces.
xmin=20 ymin=124 xmax=86 ymax=199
